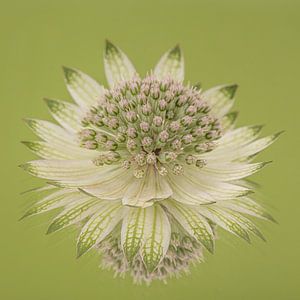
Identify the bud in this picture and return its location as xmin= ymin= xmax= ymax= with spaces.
xmin=135 ymin=153 xmax=146 ymax=166
xmin=133 ymin=169 xmax=145 ymax=179
xmin=159 ymin=99 xmax=167 ymax=111
xmin=169 ymin=121 xmax=180 ymax=132
xmin=153 ymin=116 xmax=163 ymax=127
xmin=141 ymin=103 xmax=152 ymax=116
xmin=146 ymin=152 xmax=157 ymax=164
xmin=140 ymin=121 xmax=150 ymax=133
xmin=182 ymin=134 xmax=193 ymax=144
xmin=127 ymin=127 xmax=137 ymax=138
xmin=173 ymin=164 xmax=183 ymax=175
xmin=195 ymin=159 xmax=206 ymax=168
xmin=105 ymin=140 xmax=118 ymax=151
xmin=142 ymin=136 xmax=153 ymax=147
xmin=185 ymin=155 xmax=196 ymax=165
xmin=159 ymin=130 xmax=169 ymax=143
xmin=125 ymin=111 xmax=137 ymax=123
xmin=79 ymin=129 xmax=96 ymax=140
xmin=95 ymin=133 xmax=108 ymax=143
xmin=81 ymin=140 xmax=98 ymax=150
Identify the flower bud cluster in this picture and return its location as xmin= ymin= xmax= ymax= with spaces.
xmin=98 ymin=232 xmax=203 ymax=285
xmin=79 ymin=75 xmax=222 ymax=177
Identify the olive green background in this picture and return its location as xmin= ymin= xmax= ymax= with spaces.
xmin=1 ymin=0 xmax=299 ymax=299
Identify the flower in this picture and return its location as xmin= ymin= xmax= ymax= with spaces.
xmin=21 ymin=40 xmax=281 ymax=284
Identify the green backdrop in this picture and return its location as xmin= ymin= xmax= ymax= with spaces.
xmin=1 ymin=0 xmax=299 ymax=299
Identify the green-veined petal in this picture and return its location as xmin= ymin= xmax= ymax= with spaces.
xmin=221 ymin=111 xmax=238 ymax=132
xmin=63 ymin=66 xmax=105 ymax=108
xmin=202 ymin=84 xmax=237 ymax=118
xmin=154 ymin=45 xmax=184 ymax=81
xmin=200 ymin=207 xmax=250 ymax=242
xmin=219 ymin=197 xmax=276 ymax=222
xmin=141 ymin=205 xmax=171 ymax=272
xmin=47 ymin=197 xmax=99 ymax=234
xmin=21 ymin=189 xmax=84 ymax=219
xmin=77 ymin=201 xmax=124 ymax=257
xmin=21 ymin=141 xmax=71 ymax=159
xmin=44 ymin=98 xmax=83 ymax=132
xmin=164 ymin=200 xmax=214 ymax=253
xmin=104 ymin=40 xmax=137 ymax=87
xmin=121 ymin=207 xmax=147 ymax=262
xmin=224 ymin=210 xmax=266 ymax=241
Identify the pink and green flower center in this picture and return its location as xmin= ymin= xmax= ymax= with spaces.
xmin=79 ymin=75 xmax=222 ymax=178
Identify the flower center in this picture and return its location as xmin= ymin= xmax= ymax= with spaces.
xmin=79 ymin=75 xmax=222 ymax=178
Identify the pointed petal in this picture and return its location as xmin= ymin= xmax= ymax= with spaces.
xmin=217 ymin=125 xmax=264 ymax=150
xmin=154 ymin=45 xmax=184 ymax=81
xmin=21 ymin=189 xmax=84 ymax=219
xmin=63 ymin=66 xmax=105 ymax=108
xmin=22 ymin=141 xmax=71 ymax=159
xmin=141 ymin=205 xmax=171 ymax=272
xmin=24 ymin=118 xmax=76 ymax=145
xmin=221 ymin=111 xmax=238 ymax=132
xmin=201 ymin=132 xmax=282 ymax=163
xmin=197 ymin=161 xmax=270 ymax=182
xmin=199 ymin=207 xmax=250 ymax=242
xmin=168 ymin=169 xmax=250 ymax=205
xmin=23 ymin=118 xmax=96 ymax=157
xmin=203 ymin=84 xmax=238 ymax=118
xmin=20 ymin=160 xmax=120 ymax=186
xmin=164 ymin=200 xmax=214 ymax=253
xmin=77 ymin=201 xmax=124 ymax=257
xmin=219 ymin=197 xmax=276 ymax=222
xmin=23 ymin=119 xmax=97 ymax=159
xmin=82 ymin=168 xmax=134 ymax=200
xmin=47 ymin=197 xmax=99 ymax=234
xmin=123 ymin=166 xmax=172 ymax=207
xmin=104 ymin=40 xmax=137 ymax=87
xmin=121 ymin=207 xmax=147 ymax=262
xmin=225 ymin=211 xmax=266 ymax=241
xmin=44 ymin=98 xmax=83 ymax=132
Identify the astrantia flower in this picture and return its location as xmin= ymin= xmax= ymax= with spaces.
xmin=21 ymin=40 xmax=280 ymax=284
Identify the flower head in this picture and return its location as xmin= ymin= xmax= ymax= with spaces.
xmin=21 ymin=40 xmax=280 ymax=284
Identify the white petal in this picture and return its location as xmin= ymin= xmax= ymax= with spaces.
xmin=223 ymin=210 xmax=266 ymax=241
xmin=77 ymin=201 xmax=124 ymax=257
xmin=167 ymin=172 xmax=215 ymax=205
xmin=21 ymin=188 xmax=80 ymax=219
xmin=191 ymin=161 xmax=269 ymax=182
xmin=121 ymin=207 xmax=147 ymax=261
xmin=82 ymin=168 xmax=134 ymax=200
xmin=216 ymin=125 xmax=263 ymax=150
xmin=122 ymin=166 xmax=172 ymax=207
xmin=63 ymin=66 xmax=105 ymax=108
xmin=47 ymin=196 xmax=99 ymax=234
xmin=218 ymin=197 xmax=275 ymax=222
xmin=24 ymin=119 xmax=97 ymax=159
xmin=221 ymin=111 xmax=238 ymax=132
xmin=154 ymin=45 xmax=184 ymax=81
xmin=168 ymin=170 xmax=250 ymax=205
xmin=164 ymin=200 xmax=214 ymax=253
xmin=22 ymin=141 xmax=73 ymax=159
xmin=104 ymin=40 xmax=137 ymax=87
xmin=20 ymin=159 xmax=116 ymax=184
xmin=199 ymin=207 xmax=250 ymax=242
xmin=141 ymin=205 xmax=171 ymax=272
xmin=202 ymin=84 xmax=237 ymax=118
xmin=200 ymin=132 xmax=282 ymax=162
xmin=44 ymin=98 xmax=83 ymax=132
xmin=24 ymin=118 xmax=77 ymax=145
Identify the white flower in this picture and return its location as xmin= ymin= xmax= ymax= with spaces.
xmin=21 ymin=40 xmax=280 ymax=284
